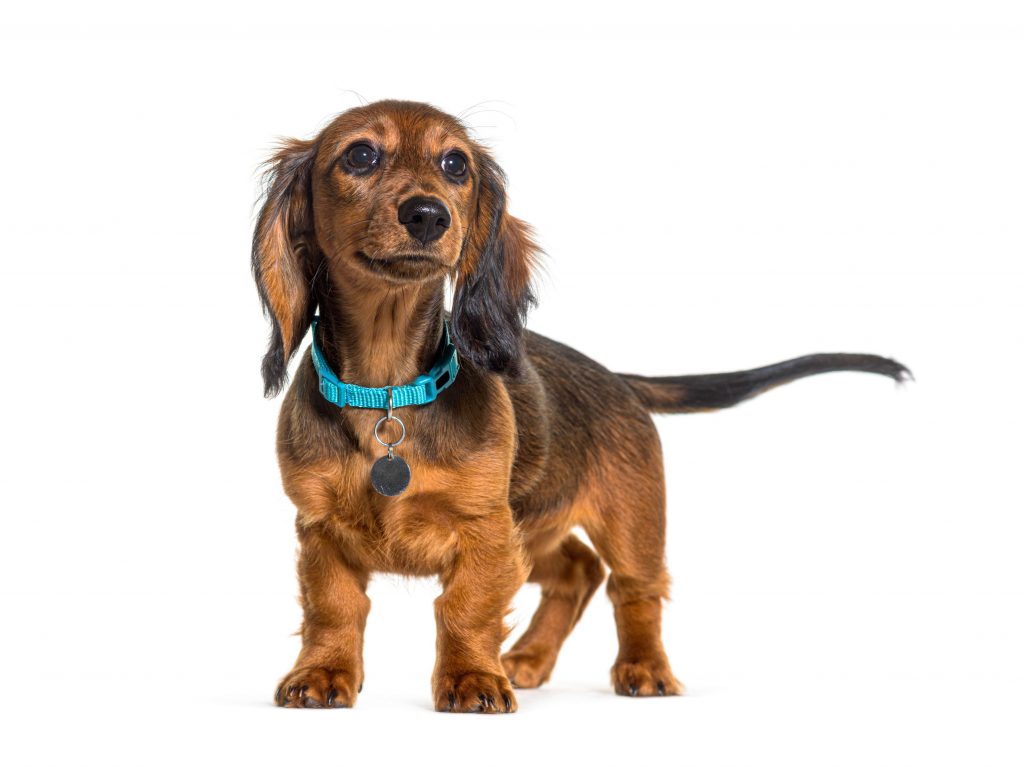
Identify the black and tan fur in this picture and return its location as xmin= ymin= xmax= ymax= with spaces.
xmin=252 ymin=100 xmax=910 ymax=713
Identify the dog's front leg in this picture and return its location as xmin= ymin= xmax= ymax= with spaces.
xmin=276 ymin=526 xmax=369 ymax=708
xmin=432 ymin=509 xmax=526 ymax=713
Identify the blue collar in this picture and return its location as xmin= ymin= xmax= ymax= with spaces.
xmin=310 ymin=316 xmax=459 ymax=409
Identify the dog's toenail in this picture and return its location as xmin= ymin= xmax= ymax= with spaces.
xmin=447 ymin=693 xmax=455 ymax=710
xmin=327 ymin=688 xmax=337 ymax=707
xmin=628 ymin=684 xmax=638 ymax=697
xmin=657 ymin=682 xmax=666 ymax=696
xmin=502 ymin=694 xmax=512 ymax=711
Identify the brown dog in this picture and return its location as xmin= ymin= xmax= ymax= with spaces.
xmin=252 ymin=99 xmax=909 ymax=713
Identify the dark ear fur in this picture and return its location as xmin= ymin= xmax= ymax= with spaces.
xmin=452 ymin=150 xmax=539 ymax=376
xmin=252 ymin=138 xmax=319 ymax=397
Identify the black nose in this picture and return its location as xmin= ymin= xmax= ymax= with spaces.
xmin=398 ymin=196 xmax=451 ymax=245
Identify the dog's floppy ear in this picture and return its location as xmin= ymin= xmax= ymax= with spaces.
xmin=452 ymin=150 xmax=539 ymax=376
xmin=252 ymin=138 xmax=319 ymax=397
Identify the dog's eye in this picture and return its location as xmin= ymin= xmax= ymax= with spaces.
xmin=342 ymin=143 xmax=380 ymax=175
xmin=441 ymin=151 xmax=468 ymax=180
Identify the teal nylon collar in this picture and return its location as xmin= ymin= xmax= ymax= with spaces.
xmin=310 ymin=316 xmax=459 ymax=409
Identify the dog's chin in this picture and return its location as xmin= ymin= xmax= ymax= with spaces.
xmin=353 ymin=250 xmax=450 ymax=284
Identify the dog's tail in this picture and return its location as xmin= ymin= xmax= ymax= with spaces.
xmin=618 ymin=353 xmax=912 ymax=414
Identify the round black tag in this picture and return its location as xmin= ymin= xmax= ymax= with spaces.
xmin=371 ymin=454 xmax=411 ymax=496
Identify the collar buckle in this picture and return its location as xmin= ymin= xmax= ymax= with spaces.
xmin=413 ymin=374 xmax=437 ymax=401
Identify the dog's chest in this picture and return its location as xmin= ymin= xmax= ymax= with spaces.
xmin=329 ymin=493 xmax=462 ymax=577
xmin=282 ymin=393 xmax=516 ymax=576
xmin=300 ymin=454 xmax=470 ymax=577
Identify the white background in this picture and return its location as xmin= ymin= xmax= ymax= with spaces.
xmin=2 ymin=2 xmax=1022 ymax=765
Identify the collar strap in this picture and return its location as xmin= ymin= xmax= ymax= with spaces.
xmin=310 ymin=316 xmax=459 ymax=409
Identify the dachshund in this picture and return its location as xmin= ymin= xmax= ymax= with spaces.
xmin=252 ymin=99 xmax=910 ymax=713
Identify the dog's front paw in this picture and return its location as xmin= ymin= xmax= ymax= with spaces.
xmin=434 ymin=671 xmax=517 ymax=713
xmin=276 ymin=666 xmax=361 ymax=709
xmin=612 ymin=657 xmax=684 ymax=697
xmin=501 ymin=647 xmax=555 ymax=689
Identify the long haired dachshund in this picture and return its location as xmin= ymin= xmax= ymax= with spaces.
xmin=253 ymin=99 xmax=910 ymax=713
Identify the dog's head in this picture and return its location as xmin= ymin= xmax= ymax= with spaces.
xmin=252 ymin=100 xmax=539 ymax=396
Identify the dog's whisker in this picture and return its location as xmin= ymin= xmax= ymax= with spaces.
xmin=337 ymin=88 xmax=370 ymax=107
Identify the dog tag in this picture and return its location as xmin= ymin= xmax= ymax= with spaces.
xmin=371 ymin=454 xmax=411 ymax=496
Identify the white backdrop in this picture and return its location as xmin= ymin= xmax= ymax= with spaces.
xmin=2 ymin=2 xmax=1022 ymax=765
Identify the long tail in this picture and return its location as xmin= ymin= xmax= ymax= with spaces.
xmin=619 ymin=353 xmax=912 ymax=414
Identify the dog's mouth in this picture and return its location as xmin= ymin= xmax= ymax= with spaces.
xmin=354 ymin=250 xmax=449 ymax=281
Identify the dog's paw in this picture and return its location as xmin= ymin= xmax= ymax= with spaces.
xmin=434 ymin=671 xmax=518 ymax=713
xmin=501 ymin=648 xmax=555 ymax=689
xmin=611 ymin=657 xmax=684 ymax=697
xmin=275 ymin=666 xmax=361 ymax=709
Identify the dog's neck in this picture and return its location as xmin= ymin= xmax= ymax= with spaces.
xmin=314 ymin=276 xmax=447 ymax=389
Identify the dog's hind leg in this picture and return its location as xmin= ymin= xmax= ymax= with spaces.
xmin=580 ymin=425 xmax=685 ymax=697
xmin=501 ymin=534 xmax=606 ymax=688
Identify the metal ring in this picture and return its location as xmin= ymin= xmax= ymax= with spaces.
xmin=374 ymin=414 xmax=406 ymax=448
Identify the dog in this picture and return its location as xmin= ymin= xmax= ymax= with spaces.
xmin=252 ymin=99 xmax=910 ymax=713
